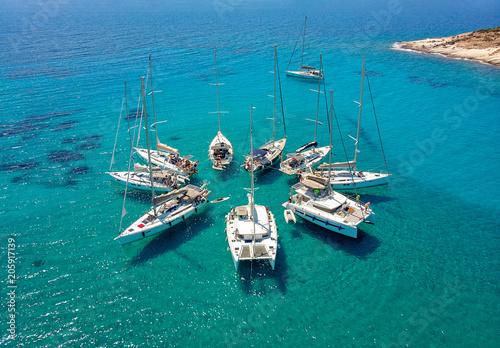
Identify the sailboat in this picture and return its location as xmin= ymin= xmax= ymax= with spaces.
xmin=107 ymin=80 xmax=188 ymax=193
xmin=244 ymin=44 xmax=287 ymax=173
xmin=285 ymin=16 xmax=323 ymax=80
xmin=282 ymin=89 xmax=375 ymax=238
xmin=208 ymin=48 xmax=234 ymax=170
xmin=226 ymin=106 xmax=278 ymax=270
xmin=134 ymin=54 xmax=198 ymax=177
xmin=280 ymin=53 xmax=331 ymax=175
xmin=116 ymin=77 xmax=210 ymax=246
xmin=312 ymin=57 xmax=391 ymax=189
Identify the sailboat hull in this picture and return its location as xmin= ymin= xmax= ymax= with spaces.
xmin=285 ymin=70 xmax=323 ymax=80
xmin=209 ymin=131 xmax=234 ymax=169
xmin=244 ymin=138 xmax=287 ymax=173
xmin=330 ymin=172 xmax=390 ymax=189
xmin=107 ymin=172 xmax=176 ymax=193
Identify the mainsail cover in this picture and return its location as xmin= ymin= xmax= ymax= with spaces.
xmin=156 ymin=142 xmax=179 ymax=155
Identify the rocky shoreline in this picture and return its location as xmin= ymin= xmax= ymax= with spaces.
xmin=394 ymin=27 xmax=500 ymax=67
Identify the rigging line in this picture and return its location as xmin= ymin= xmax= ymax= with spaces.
xmin=366 ymin=73 xmax=390 ymax=175
xmin=330 ymin=89 xmax=360 ymax=199
xmin=110 ymin=96 xmax=125 ymax=171
xmin=286 ymin=19 xmax=306 ymax=69
xmin=124 ymin=80 xmax=133 ymax=164
xmin=276 ymin=52 xmax=287 ymax=137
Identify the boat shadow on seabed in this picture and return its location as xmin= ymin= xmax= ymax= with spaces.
xmin=127 ymin=207 xmax=216 ymax=267
xmin=237 ymin=244 xmax=289 ymax=295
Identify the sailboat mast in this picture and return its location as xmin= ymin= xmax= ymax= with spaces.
xmin=314 ymin=53 xmax=322 ymax=143
xmin=250 ymin=106 xmax=256 ymax=258
xmin=141 ymin=76 xmax=157 ymax=216
xmin=353 ymin=56 xmax=365 ymax=172
xmin=149 ymin=53 xmax=160 ymax=149
xmin=328 ymin=89 xmax=333 ymax=195
xmin=300 ymin=15 xmax=307 ymax=71
xmin=273 ymin=44 xmax=276 ymax=144
xmin=124 ymin=80 xmax=133 ymax=155
xmin=214 ymin=48 xmax=221 ymax=133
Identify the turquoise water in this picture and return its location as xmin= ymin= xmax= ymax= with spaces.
xmin=1 ymin=1 xmax=499 ymax=346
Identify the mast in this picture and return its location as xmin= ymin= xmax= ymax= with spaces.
xmin=314 ymin=53 xmax=322 ymax=143
xmin=250 ymin=106 xmax=256 ymax=258
xmin=328 ymin=89 xmax=333 ymax=195
xmin=124 ymin=80 xmax=133 ymax=153
xmin=214 ymin=48 xmax=221 ymax=133
xmin=300 ymin=15 xmax=307 ymax=71
xmin=141 ymin=76 xmax=157 ymax=216
xmin=353 ymin=56 xmax=365 ymax=172
xmin=273 ymin=44 xmax=276 ymax=144
xmin=149 ymin=53 xmax=160 ymax=150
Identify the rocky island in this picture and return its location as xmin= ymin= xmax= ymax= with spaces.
xmin=394 ymin=27 xmax=500 ymax=67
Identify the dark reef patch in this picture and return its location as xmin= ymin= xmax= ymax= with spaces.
xmin=11 ymin=176 xmax=27 ymax=183
xmin=170 ymin=136 xmax=181 ymax=141
xmin=7 ymin=66 xmax=73 ymax=80
xmin=67 ymin=166 xmax=91 ymax=175
xmin=126 ymin=109 xmax=141 ymax=120
xmin=82 ymin=135 xmax=103 ymax=142
xmin=47 ymin=150 xmax=85 ymax=163
xmin=76 ymin=142 xmax=100 ymax=150
xmin=51 ymin=120 xmax=78 ymax=131
xmin=0 ymin=160 xmax=40 ymax=172
xmin=62 ymin=137 xmax=80 ymax=144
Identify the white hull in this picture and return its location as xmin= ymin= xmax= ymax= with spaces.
xmin=283 ymin=174 xmax=375 ymax=238
xmin=312 ymin=170 xmax=391 ymax=189
xmin=209 ymin=131 xmax=234 ymax=170
xmin=107 ymin=171 xmax=185 ymax=193
xmin=285 ymin=70 xmax=323 ymax=80
xmin=135 ymin=148 xmax=198 ymax=176
xmin=226 ymin=201 xmax=278 ymax=270
xmin=280 ymin=145 xmax=330 ymax=175
xmin=244 ymin=137 xmax=287 ymax=172
xmin=117 ymin=185 xmax=209 ymax=245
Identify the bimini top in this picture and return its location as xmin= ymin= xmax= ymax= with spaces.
xmin=301 ymin=66 xmax=317 ymax=70
xmin=248 ymin=149 xmax=268 ymax=158
xmin=295 ymin=141 xmax=317 ymax=153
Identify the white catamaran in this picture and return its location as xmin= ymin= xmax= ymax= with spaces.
xmin=282 ymin=90 xmax=375 ymax=238
xmin=116 ymin=77 xmax=210 ymax=246
xmin=244 ymin=45 xmax=287 ymax=173
xmin=285 ymin=16 xmax=324 ymax=80
xmin=208 ymin=48 xmax=234 ymax=170
xmin=134 ymin=54 xmax=198 ymax=177
xmin=226 ymin=106 xmax=278 ymax=270
xmin=280 ymin=53 xmax=330 ymax=175
xmin=311 ymin=57 xmax=391 ymax=189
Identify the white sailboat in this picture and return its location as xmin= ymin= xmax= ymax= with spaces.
xmin=282 ymin=90 xmax=375 ymax=238
xmin=226 ymin=106 xmax=278 ymax=270
xmin=280 ymin=53 xmax=331 ymax=175
xmin=244 ymin=45 xmax=287 ymax=173
xmin=285 ymin=16 xmax=324 ymax=80
xmin=312 ymin=57 xmax=391 ymax=189
xmin=208 ymin=48 xmax=234 ymax=170
xmin=116 ymin=77 xmax=210 ymax=246
xmin=108 ymin=80 xmax=188 ymax=193
xmin=134 ymin=54 xmax=198 ymax=176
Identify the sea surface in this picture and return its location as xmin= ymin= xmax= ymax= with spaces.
xmin=1 ymin=1 xmax=499 ymax=346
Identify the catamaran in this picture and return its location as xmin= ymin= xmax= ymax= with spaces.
xmin=134 ymin=54 xmax=198 ymax=176
xmin=282 ymin=90 xmax=375 ymax=238
xmin=244 ymin=45 xmax=287 ymax=173
xmin=309 ymin=57 xmax=391 ymax=189
xmin=116 ymin=77 xmax=209 ymax=246
xmin=208 ymin=48 xmax=234 ymax=170
xmin=280 ymin=53 xmax=330 ymax=175
xmin=285 ymin=16 xmax=323 ymax=80
xmin=226 ymin=106 xmax=278 ymax=270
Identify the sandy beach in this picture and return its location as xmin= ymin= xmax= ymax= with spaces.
xmin=394 ymin=27 xmax=500 ymax=67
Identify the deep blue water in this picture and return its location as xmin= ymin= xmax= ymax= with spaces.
xmin=1 ymin=1 xmax=499 ymax=346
